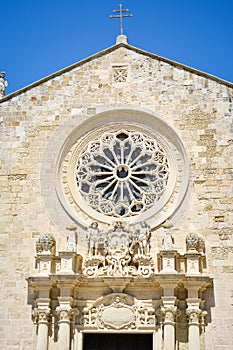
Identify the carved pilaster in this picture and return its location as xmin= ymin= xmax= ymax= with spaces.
xmin=200 ymin=310 xmax=207 ymax=333
xmin=186 ymin=307 xmax=202 ymax=350
xmin=33 ymin=307 xmax=51 ymax=350
xmin=186 ymin=299 xmax=208 ymax=350
xmin=56 ymin=306 xmax=74 ymax=350
xmin=159 ymin=300 xmax=180 ymax=350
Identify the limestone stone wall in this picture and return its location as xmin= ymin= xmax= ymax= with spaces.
xmin=0 ymin=44 xmax=233 ymax=349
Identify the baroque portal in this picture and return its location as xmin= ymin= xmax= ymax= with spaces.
xmin=29 ymin=215 xmax=211 ymax=350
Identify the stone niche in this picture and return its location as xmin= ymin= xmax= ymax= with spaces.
xmin=28 ymin=223 xmax=213 ymax=350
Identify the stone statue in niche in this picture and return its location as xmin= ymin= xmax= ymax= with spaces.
xmin=87 ymin=222 xmax=100 ymax=255
xmin=66 ymin=225 xmax=77 ymax=252
xmin=161 ymin=220 xmax=174 ymax=250
xmin=134 ymin=221 xmax=151 ymax=256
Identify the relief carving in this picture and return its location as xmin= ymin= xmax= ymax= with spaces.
xmin=83 ymin=221 xmax=154 ymax=278
xmin=186 ymin=309 xmax=202 ymax=325
xmin=36 ymin=233 xmax=56 ymax=255
xmin=81 ymin=294 xmax=156 ymax=330
xmin=159 ymin=306 xmax=180 ymax=323
xmin=56 ymin=307 xmax=79 ymax=323
xmin=113 ymin=67 xmax=128 ymax=82
xmin=186 ymin=233 xmax=205 ymax=253
xmin=33 ymin=308 xmax=51 ymax=324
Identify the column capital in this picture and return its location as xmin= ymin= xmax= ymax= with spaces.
xmin=33 ymin=307 xmax=51 ymax=325
xmin=159 ymin=305 xmax=181 ymax=324
xmin=56 ymin=307 xmax=74 ymax=323
xmin=186 ymin=308 xmax=202 ymax=325
xmin=56 ymin=306 xmax=79 ymax=324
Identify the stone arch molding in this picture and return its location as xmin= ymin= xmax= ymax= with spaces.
xmin=42 ymin=106 xmax=190 ymax=231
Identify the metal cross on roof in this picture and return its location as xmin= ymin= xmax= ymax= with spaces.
xmin=110 ymin=4 xmax=133 ymax=36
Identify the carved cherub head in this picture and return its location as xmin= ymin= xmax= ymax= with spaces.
xmin=90 ymin=221 xmax=98 ymax=229
xmin=114 ymin=221 xmax=123 ymax=229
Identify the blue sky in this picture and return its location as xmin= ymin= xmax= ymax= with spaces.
xmin=1 ymin=0 xmax=233 ymax=94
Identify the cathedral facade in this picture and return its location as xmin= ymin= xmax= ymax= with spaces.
xmin=1 ymin=35 xmax=233 ymax=349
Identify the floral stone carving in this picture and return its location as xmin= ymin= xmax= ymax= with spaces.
xmin=186 ymin=233 xmax=205 ymax=253
xmin=36 ymin=233 xmax=56 ymax=255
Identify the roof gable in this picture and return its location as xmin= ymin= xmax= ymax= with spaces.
xmin=1 ymin=37 xmax=232 ymax=103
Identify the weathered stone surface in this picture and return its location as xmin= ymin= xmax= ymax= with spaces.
xmin=0 ymin=41 xmax=232 ymax=349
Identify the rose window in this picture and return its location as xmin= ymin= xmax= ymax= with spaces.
xmin=76 ymin=130 xmax=169 ymax=218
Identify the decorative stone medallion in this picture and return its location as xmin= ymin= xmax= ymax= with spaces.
xmin=80 ymin=294 xmax=156 ymax=330
xmin=101 ymin=302 xmax=135 ymax=329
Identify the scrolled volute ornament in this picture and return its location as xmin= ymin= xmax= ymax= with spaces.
xmin=32 ymin=308 xmax=51 ymax=324
xmin=186 ymin=308 xmax=202 ymax=324
xmin=36 ymin=233 xmax=56 ymax=255
xmin=159 ymin=305 xmax=180 ymax=323
xmin=56 ymin=306 xmax=75 ymax=322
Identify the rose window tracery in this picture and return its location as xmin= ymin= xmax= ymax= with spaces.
xmin=76 ymin=130 xmax=169 ymax=218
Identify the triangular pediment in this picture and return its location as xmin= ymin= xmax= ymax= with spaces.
xmin=1 ymin=37 xmax=232 ymax=103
